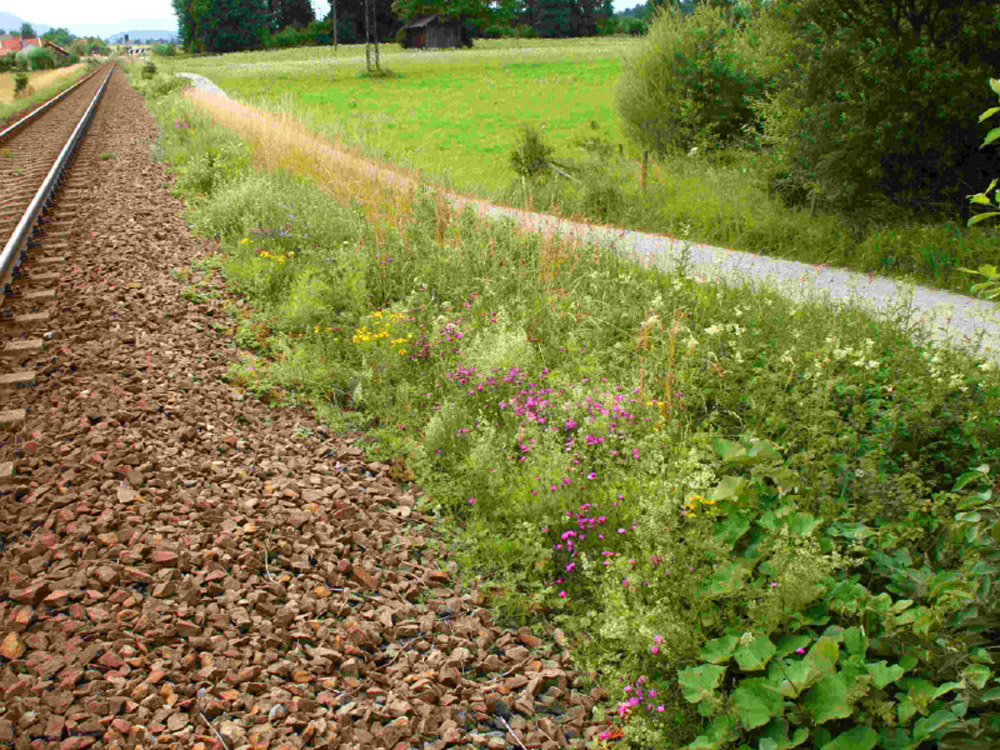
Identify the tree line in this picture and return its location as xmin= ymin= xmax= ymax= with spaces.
xmin=171 ymin=0 xmax=631 ymax=53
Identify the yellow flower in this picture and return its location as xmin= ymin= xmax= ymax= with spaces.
xmin=240 ymin=238 xmax=250 ymax=245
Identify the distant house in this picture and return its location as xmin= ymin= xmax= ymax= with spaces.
xmin=0 ymin=37 xmax=67 ymax=57
xmin=402 ymin=15 xmax=463 ymax=49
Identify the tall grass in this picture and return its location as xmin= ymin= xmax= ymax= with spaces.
xmin=0 ymin=64 xmax=89 ymax=120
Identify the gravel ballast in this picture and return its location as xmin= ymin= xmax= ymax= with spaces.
xmin=0 ymin=70 xmax=605 ymax=750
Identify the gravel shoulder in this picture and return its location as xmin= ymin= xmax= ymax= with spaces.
xmin=0 ymin=69 xmax=603 ymax=750
xmin=178 ymin=70 xmax=1000 ymax=365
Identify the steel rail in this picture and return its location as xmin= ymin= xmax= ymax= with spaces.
xmin=0 ymin=64 xmax=107 ymax=145
xmin=0 ymin=66 xmax=114 ymax=301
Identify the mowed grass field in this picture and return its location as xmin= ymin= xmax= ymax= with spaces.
xmin=161 ymin=39 xmax=637 ymax=193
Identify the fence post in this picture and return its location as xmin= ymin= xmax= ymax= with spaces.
xmin=640 ymin=151 xmax=648 ymax=192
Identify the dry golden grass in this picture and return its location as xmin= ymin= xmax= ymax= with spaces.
xmin=185 ymin=88 xmax=421 ymax=248
xmin=184 ymin=88 xmax=598 ymax=286
xmin=0 ymin=64 xmax=86 ymax=105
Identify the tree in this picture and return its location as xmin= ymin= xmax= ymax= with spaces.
xmin=327 ymin=0 xmax=398 ymax=43
xmin=269 ymin=0 xmax=316 ymax=29
xmin=174 ymin=0 xmax=269 ymax=52
xmin=617 ymin=3 xmax=768 ymax=153
xmin=391 ymin=0 xmax=516 ymax=30
xmin=43 ymin=28 xmax=75 ymax=46
xmin=749 ymin=0 xmax=1000 ymax=219
xmin=20 ymin=22 xmax=35 ymax=38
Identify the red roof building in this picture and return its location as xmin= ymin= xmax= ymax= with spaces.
xmin=0 ymin=37 xmax=45 ymax=54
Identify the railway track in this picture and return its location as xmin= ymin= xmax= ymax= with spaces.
xmin=0 ymin=64 xmax=114 ymax=434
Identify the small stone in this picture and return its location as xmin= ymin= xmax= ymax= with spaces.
xmin=1 ymin=632 xmax=25 ymax=660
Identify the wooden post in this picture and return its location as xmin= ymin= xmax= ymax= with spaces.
xmin=332 ymin=0 xmax=338 ymax=50
xmin=809 ymin=189 xmax=817 ymax=218
xmin=618 ymin=143 xmax=623 ymax=159
xmin=640 ymin=151 xmax=648 ymax=192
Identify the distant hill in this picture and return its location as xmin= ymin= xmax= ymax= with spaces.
xmin=107 ymin=30 xmax=179 ymax=44
xmin=0 ymin=12 xmax=52 ymax=36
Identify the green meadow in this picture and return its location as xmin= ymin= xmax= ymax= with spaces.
xmin=161 ymin=39 xmax=635 ymax=194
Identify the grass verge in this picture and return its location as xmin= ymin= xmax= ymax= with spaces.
xmin=0 ymin=63 xmax=92 ymax=123
xmin=137 ymin=66 xmax=1000 ymax=750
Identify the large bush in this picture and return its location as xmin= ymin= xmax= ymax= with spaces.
xmin=616 ymin=4 xmax=769 ymax=154
xmin=749 ymin=0 xmax=1000 ymax=219
xmin=25 ymin=47 xmax=55 ymax=71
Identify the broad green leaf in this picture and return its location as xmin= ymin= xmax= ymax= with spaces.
xmin=991 ymin=78 xmax=1000 ymax=96
xmin=821 ymin=725 xmax=879 ymax=750
xmin=702 ymin=561 xmax=744 ymax=596
xmin=868 ymin=661 xmax=906 ymax=689
xmin=711 ymin=475 xmax=745 ymax=501
xmin=806 ymin=637 xmax=840 ymax=672
xmin=678 ymin=664 xmax=727 ymax=704
xmin=688 ymin=716 xmax=735 ymax=750
xmin=967 ymin=212 xmax=1000 ymax=227
xmin=898 ymin=696 xmax=919 ymax=725
xmin=776 ymin=659 xmax=814 ymax=697
xmin=759 ymin=740 xmax=778 ymax=750
xmin=982 ymin=125 xmax=1000 ymax=148
xmin=879 ymin=727 xmax=918 ymax=750
xmin=733 ymin=678 xmax=783 ymax=728
xmin=803 ymin=674 xmax=853 ymax=724
xmin=981 ymin=107 xmax=1000 ymax=123
xmin=760 ymin=718 xmax=809 ymax=749
xmin=981 ymin=687 xmax=1000 ymax=702
xmin=952 ymin=469 xmax=987 ymax=491
xmin=735 ymin=636 xmax=777 ymax=671
xmin=701 ymin=635 xmax=739 ymax=665
xmin=965 ymin=664 xmax=991 ymax=689
xmin=713 ymin=437 xmax=744 ymax=462
xmin=775 ymin=635 xmax=811 ymax=658
xmin=787 ymin=513 xmax=821 ymax=537
xmin=843 ymin=627 xmax=866 ymax=657
xmin=715 ymin=512 xmax=751 ymax=545
xmin=891 ymin=599 xmax=914 ymax=613
xmin=913 ymin=710 xmax=960 ymax=742
xmin=969 ymin=194 xmax=995 ymax=206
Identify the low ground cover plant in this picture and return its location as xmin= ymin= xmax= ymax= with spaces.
xmin=138 ymin=68 xmax=1000 ymax=749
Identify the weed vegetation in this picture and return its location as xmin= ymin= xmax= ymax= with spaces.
xmin=132 ymin=63 xmax=1000 ymax=748
xmin=0 ymin=63 xmax=90 ymax=120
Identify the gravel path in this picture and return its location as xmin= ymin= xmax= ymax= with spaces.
xmin=0 ymin=70 xmax=604 ymax=749
xmin=178 ymin=70 xmax=1000 ymax=364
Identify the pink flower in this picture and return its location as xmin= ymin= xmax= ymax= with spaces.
xmin=651 ymin=646 xmax=659 ymax=655
xmin=558 ymin=591 xmax=567 ymax=598
xmin=653 ymin=635 xmax=663 ymax=644
xmin=469 ymin=497 xmax=476 ymax=505
xmin=795 ymin=647 xmax=806 ymax=654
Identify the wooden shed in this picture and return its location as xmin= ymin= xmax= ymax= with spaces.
xmin=402 ymin=15 xmax=462 ymax=49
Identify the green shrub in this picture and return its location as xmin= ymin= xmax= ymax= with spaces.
xmin=25 ymin=47 xmax=55 ymax=71
xmin=616 ymin=4 xmax=769 ymax=155
xmin=509 ymin=124 xmax=554 ymax=180
xmin=152 ymin=43 xmax=177 ymax=56
xmin=13 ymin=72 xmax=28 ymax=96
xmin=749 ymin=0 xmax=1000 ymax=219
xmin=141 ymin=60 xmax=157 ymax=79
